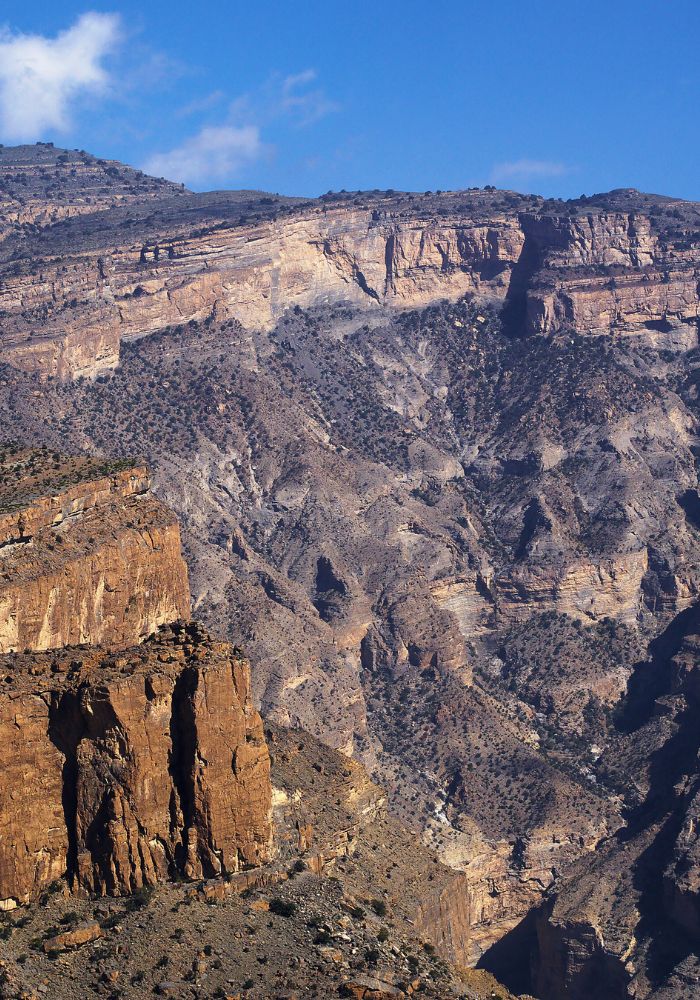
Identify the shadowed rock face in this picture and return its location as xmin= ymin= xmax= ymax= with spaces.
xmin=0 ymin=621 xmax=272 ymax=907
xmin=516 ymin=603 xmax=700 ymax=999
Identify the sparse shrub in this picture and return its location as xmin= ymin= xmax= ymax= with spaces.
xmin=269 ymin=897 xmax=297 ymax=917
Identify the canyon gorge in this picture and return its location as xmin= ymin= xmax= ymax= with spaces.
xmin=1 ymin=143 xmax=700 ymax=997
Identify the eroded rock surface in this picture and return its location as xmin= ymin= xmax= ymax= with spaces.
xmin=0 ymin=621 xmax=272 ymax=907
xmin=1 ymin=153 xmax=700 ymax=381
xmin=5 ymin=150 xmax=700 ymax=991
xmin=527 ymin=603 xmax=700 ymax=999
xmin=0 ymin=447 xmax=190 ymax=652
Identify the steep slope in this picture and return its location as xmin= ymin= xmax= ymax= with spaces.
xmin=0 ymin=442 xmax=521 ymax=997
xmin=4 ymin=154 xmax=700 ymax=986
xmin=529 ymin=601 xmax=700 ymax=999
xmin=3 ymin=301 xmax=675 ymax=958
xmin=0 ymin=446 xmax=190 ymax=652
xmin=0 ymin=719 xmax=520 ymax=999
xmin=0 ymin=621 xmax=272 ymax=908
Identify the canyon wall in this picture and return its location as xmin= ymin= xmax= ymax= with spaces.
xmin=0 ymin=621 xmax=272 ymax=908
xmin=0 ymin=205 xmax=525 ymax=378
xmin=0 ymin=451 xmax=190 ymax=652
xmin=529 ymin=603 xmax=700 ymax=999
xmin=2 ymin=183 xmax=699 ymax=380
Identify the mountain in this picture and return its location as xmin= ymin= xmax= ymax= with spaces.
xmin=0 ymin=447 xmax=502 ymax=999
xmin=2 ymin=145 xmax=700 ymax=997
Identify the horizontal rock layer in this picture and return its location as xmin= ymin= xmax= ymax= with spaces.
xmin=2 ymin=182 xmax=699 ymax=379
xmin=0 ymin=450 xmax=190 ymax=652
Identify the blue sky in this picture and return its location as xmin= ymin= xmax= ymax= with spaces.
xmin=0 ymin=1 xmax=698 ymax=199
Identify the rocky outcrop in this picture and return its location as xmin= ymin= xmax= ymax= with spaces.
xmin=0 ymin=201 xmax=526 ymax=378
xmin=5 ymin=153 xmax=700 ymax=992
xmin=413 ymin=875 xmax=472 ymax=969
xmin=0 ymin=449 xmax=190 ymax=652
xmin=522 ymin=207 xmax=699 ymax=343
xmin=0 ymin=621 xmax=272 ymax=907
xmin=42 ymin=921 xmax=102 ymax=953
xmin=2 ymin=160 xmax=700 ymax=380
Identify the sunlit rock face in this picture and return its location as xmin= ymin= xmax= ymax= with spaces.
xmin=0 ymin=622 xmax=272 ymax=907
xmin=0 ymin=450 xmax=190 ymax=654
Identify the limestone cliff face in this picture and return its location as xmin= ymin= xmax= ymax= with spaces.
xmin=0 ymin=622 xmax=272 ymax=907
xmin=521 ymin=206 xmax=700 ymax=343
xmin=0 ymin=451 xmax=190 ymax=652
xmin=413 ymin=875 xmax=472 ymax=968
xmin=0 ymin=688 xmax=67 ymax=909
xmin=2 ymin=179 xmax=699 ymax=380
xmin=0 ymin=205 xmax=525 ymax=378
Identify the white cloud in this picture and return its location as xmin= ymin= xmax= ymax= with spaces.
xmin=490 ymin=159 xmax=570 ymax=184
xmin=280 ymin=69 xmax=340 ymax=126
xmin=142 ymin=124 xmax=264 ymax=186
xmin=0 ymin=12 xmax=121 ymax=141
xmin=144 ymin=68 xmax=337 ymax=187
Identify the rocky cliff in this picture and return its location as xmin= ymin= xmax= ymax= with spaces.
xmin=6 ymin=294 xmax=697 ymax=967
xmin=0 ymin=446 xmax=190 ymax=652
xmin=0 ymin=442 xmax=487 ymax=999
xmin=5 ymin=149 xmax=700 ymax=994
xmin=0 ymin=620 xmax=272 ymax=908
xmin=0 ymin=193 xmax=525 ymax=378
xmin=1 ymin=151 xmax=699 ymax=381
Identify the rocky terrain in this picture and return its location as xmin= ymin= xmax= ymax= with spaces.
xmin=0 ymin=718 xmax=520 ymax=999
xmin=0 ymin=445 xmax=515 ymax=998
xmin=0 ymin=143 xmax=185 ymax=237
xmin=0 ymin=620 xmax=272 ymax=909
xmin=0 ymin=446 xmax=190 ymax=652
xmin=2 ymin=144 xmax=700 ymax=996
xmin=525 ymin=601 xmax=700 ymax=999
xmin=1 ymin=152 xmax=699 ymax=381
